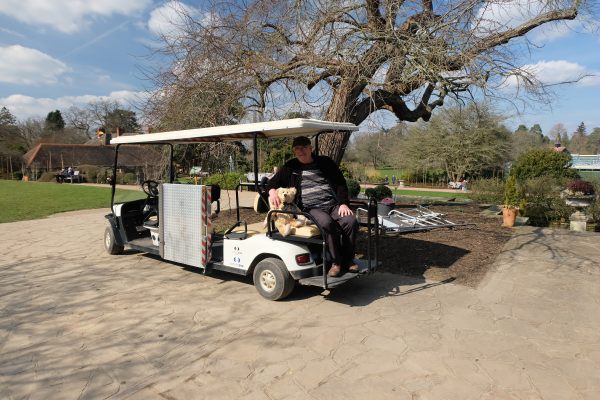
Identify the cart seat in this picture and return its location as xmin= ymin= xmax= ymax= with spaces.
xmin=230 ymin=221 xmax=266 ymax=237
xmin=142 ymin=215 xmax=158 ymax=229
xmin=229 ymin=221 xmax=320 ymax=239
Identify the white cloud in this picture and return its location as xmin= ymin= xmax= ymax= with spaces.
xmin=474 ymin=0 xmax=542 ymax=34
xmin=0 ymin=0 xmax=151 ymax=34
xmin=0 ymin=45 xmax=70 ymax=85
xmin=0 ymin=91 xmax=147 ymax=120
xmin=503 ymin=60 xmax=600 ymax=88
xmin=148 ymin=1 xmax=197 ymax=38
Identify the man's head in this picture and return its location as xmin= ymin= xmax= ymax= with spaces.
xmin=292 ymin=136 xmax=313 ymax=164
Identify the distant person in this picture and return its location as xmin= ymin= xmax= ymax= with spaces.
xmin=392 ymin=175 xmax=396 ymax=185
xmin=67 ymin=166 xmax=74 ymax=176
xmin=55 ymin=168 xmax=67 ymax=183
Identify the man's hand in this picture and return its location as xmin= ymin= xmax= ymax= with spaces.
xmin=338 ymin=204 xmax=353 ymax=217
xmin=268 ymin=188 xmax=280 ymax=208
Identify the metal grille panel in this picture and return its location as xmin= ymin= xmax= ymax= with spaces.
xmin=162 ymin=184 xmax=208 ymax=268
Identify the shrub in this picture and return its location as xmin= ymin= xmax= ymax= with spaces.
xmin=566 ymin=180 xmax=595 ymax=196
xmin=469 ymin=178 xmax=504 ymax=205
xmin=346 ymin=178 xmax=360 ymax=198
xmin=122 ymin=172 xmax=137 ymax=184
xmin=96 ymin=168 xmax=111 ymax=184
xmin=519 ymin=176 xmax=564 ymax=226
xmin=510 ymin=148 xmax=578 ymax=181
xmin=205 ymin=172 xmax=246 ymax=189
xmin=78 ymin=164 xmax=100 ymax=182
xmin=365 ymin=185 xmax=393 ymax=201
xmin=339 ymin=162 xmax=353 ymax=179
xmin=585 ymin=198 xmax=600 ymax=223
xmin=365 ymin=174 xmax=386 ymax=184
xmin=37 ymin=172 xmax=56 ymax=182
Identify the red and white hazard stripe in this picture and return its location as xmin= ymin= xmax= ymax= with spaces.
xmin=201 ymin=186 xmax=213 ymax=266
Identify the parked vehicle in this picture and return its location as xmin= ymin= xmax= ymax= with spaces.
xmin=104 ymin=118 xmax=379 ymax=300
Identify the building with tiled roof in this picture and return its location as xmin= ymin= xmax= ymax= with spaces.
xmin=23 ymin=143 xmax=161 ymax=171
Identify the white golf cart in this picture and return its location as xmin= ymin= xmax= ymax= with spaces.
xmin=104 ymin=119 xmax=379 ymax=300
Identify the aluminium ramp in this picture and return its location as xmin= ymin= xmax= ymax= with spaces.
xmin=356 ymin=205 xmax=473 ymax=233
xmin=161 ymin=184 xmax=212 ymax=268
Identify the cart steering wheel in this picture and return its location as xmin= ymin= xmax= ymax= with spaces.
xmin=141 ymin=180 xmax=160 ymax=197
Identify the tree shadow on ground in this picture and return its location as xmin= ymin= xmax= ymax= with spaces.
xmin=135 ymin=229 xmax=469 ymax=305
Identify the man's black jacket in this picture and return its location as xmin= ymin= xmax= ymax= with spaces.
xmin=265 ymin=155 xmax=349 ymax=211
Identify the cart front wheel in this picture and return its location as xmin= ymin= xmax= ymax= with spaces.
xmin=104 ymin=226 xmax=124 ymax=255
xmin=253 ymin=258 xmax=294 ymax=301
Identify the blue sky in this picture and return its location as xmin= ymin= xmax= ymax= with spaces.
xmin=1 ymin=0 xmax=599 ymax=137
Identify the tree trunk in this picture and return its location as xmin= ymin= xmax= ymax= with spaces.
xmin=319 ymin=81 xmax=360 ymax=164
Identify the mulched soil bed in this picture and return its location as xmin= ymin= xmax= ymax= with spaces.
xmin=214 ymin=203 xmax=512 ymax=288
xmin=356 ymin=204 xmax=512 ymax=287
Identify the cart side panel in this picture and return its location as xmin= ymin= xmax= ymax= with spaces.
xmin=162 ymin=184 xmax=210 ymax=268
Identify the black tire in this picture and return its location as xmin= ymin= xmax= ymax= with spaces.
xmin=104 ymin=226 xmax=124 ymax=255
xmin=253 ymin=258 xmax=295 ymax=301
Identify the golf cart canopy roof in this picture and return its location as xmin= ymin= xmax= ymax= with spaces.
xmin=110 ymin=118 xmax=358 ymax=145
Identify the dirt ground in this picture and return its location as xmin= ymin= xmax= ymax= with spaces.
xmin=214 ymin=203 xmax=512 ymax=288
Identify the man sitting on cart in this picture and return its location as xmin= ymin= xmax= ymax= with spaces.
xmin=266 ymin=136 xmax=359 ymax=277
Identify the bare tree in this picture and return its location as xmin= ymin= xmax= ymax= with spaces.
xmin=346 ymin=126 xmax=405 ymax=168
xmin=149 ymin=0 xmax=586 ymax=162
xmin=548 ymin=123 xmax=569 ymax=145
xmin=396 ymin=103 xmax=512 ymax=182
xmin=512 ymin=125 xmax=548 ymax=159
xmin=65 ymin=100 xmax=141 ymax=138
xmin=64 ymin=106 xmax=94 ymax=138
xmin=16 ymin=118 xmax=45 ymax=149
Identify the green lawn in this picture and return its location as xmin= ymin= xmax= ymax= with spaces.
xmin=0 ymin=180 xmax=141 ymax=223
xmin=0 ymin=179 xmax=470 ymax=224
xmin=392 ymin=189 xmax=469 ymax=199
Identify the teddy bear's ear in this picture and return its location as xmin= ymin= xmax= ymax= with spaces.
xmin=289 ymin=187 xmax=297 ymax=196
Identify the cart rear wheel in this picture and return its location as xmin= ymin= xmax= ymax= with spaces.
xmin=104 ymin=226 xmax=124 ymax=255
xmin=253 ymin=258 xmax=295 ymax=301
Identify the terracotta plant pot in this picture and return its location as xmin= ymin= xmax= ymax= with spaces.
xmin=502 ymin=207 xmax=518 ymax=227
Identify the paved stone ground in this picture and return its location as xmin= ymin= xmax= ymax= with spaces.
xmin=1 ymin=209 xmax=599 ymax=399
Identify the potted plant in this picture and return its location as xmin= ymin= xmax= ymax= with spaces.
xmin=365 ymin=185 xmax=394 ymax=215
xmin=562 ymin=179 xmax=596 ymax=208
xmin=502 ymin=175 xmax=519 ymax=227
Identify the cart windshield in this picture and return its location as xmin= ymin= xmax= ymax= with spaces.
xmin=112 ymin=143 xmax=167 ymax=205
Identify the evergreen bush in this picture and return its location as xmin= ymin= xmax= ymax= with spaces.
xmin=503 ymin=175 xmax=519 ymax=208
xmin=510 ymin=148 xmax=577 ymax=181
xmin=365 ymin=184 xmax=393 ymax=201
xmin=346 ymin=178 xmax=360 ymax=198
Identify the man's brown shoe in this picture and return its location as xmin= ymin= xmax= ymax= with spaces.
xmin=328 ymin=263 xmax=342 ymax=277
xmin=348 ymin=264 xmax=359 ymax=273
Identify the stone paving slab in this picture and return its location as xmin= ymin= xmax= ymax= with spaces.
xmin=1 ymin=210 xmax=599 ymax=399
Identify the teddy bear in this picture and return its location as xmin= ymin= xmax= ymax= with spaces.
xmin=266 ymin=187 xmax=311 ymax=237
